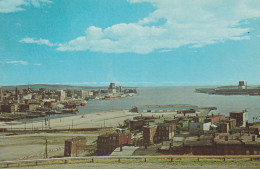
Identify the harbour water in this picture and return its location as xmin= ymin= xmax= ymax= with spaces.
xmin=77 ymin=86 xmax=260 ymax=122
xmin=25 ymin=86 xmax=260 ymax=122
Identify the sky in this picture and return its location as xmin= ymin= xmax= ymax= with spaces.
xmin=0 ymin=0 xmax=260 ymax=87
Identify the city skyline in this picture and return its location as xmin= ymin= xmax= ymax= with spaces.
xmin=1 ymin=0 xmax=260 ymax=86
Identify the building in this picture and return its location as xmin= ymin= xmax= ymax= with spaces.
xmin=230 ymin=110 xmax=248 ymax=127
xmin=143 ymin=125 xmax=157 ymax=145
xmin=218 ymin=122 xmax=230 ymax=133
xmin=189 ymin=122 xmax=211 ymax=135
xmin=44 ymin=101 xmax=57 ymax=108
xmin=132 ymin=104 xmax=198 ymax=113
xmin=56 ymin=90 xmax=66 ymax=101
xmin=23 ymin=94 xmax=32 ymax=100
xmin=129 ymin=119 xmax=146 ymax=130
xmin=19 ymin=103 xmax=40 ymax=112
xmin=154 ymin=123 xmax=175 ymax=143
xmin=205 ymin=114 xmax=225 ymax=124
xmin=64 ymin=137 xmax=86 ymax=157
xmin=178 ymin=119 xmax=189 ymax=128
xmin=224 ymin=118 xmax=237 ymax=129
xmin=109 ymin=83 xmax=116 ymax=89
xmin=97 ymin=133 xmax=132 ymax=155
xmin=1 ymin=104 xmax=16 ymax=113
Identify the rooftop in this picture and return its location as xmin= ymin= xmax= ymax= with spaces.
xmin=135 ymin=104 xmax=197 ymax=109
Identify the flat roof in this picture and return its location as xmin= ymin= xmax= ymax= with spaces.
xmin=65 ymin=136 xmax=86 ymax=142
xmin=230 ymin=111 xmax=245 ymax=114
xmin=135 ymin=104 xmax=197 ymax=109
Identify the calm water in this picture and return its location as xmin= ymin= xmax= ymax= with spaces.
xmin=26 ymin=86 xmax=260 ymax=122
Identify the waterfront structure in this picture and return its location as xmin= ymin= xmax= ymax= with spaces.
xmin=131 ymin=104 xmax=198 ymax=113
xmin=64 ymin=137 xmax=86 ymax=157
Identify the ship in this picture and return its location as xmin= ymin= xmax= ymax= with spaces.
xmin=195 ymin=81 xmax=260 ymax=96
xmin=80 ymin=100 xmax=88 ymax=106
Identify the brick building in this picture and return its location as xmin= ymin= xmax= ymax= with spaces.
xmin=171 ymin=134 xmax=260 ymax=155
xmin=218 ymin=122 xmax=230 ymax=133
xmin=143 ymin=125 xmax=157 ymax=145
xmin=129 ymin=119 xmax=145 ymax=130
xmin=97 ymin=133 xmax=132 ymax=155
xmin=1 ymin=104 xmax=16 ymax=113
xmin=230 ymin=110 xmax=248 ymax=127
xmin=205 ymin=114 xmax=225 ymax=124
xmin=64 ymin=136 xmax=86 ymax=157
xmin=154 ymin=123 xmax=175 ymax=143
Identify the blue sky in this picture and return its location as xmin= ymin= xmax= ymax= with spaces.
xmin=0 ymin=0 xmax=260 ymax=86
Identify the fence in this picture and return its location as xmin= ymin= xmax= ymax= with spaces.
xmin=0 ymin=155 xmax=260 ymax=168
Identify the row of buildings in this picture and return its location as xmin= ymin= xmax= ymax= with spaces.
xmin=0 ymin=83 xmax=137 ymax=120
xmin=95 ymin=108 xmax=260 ymax=156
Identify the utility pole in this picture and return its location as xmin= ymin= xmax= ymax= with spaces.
xmin=72 ymin=120 xmax=73 ymax=129
xmin=104 ymin=119 xmax=105 ymax=128
xmin=45 ymin=138 xmax=48 ymax=158
xmin=48 ymin=118 xmax=50 ymax=129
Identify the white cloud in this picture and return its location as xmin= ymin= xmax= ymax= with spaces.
xmin=20 ymin=37 xmax=56 ymax=46
xmin=26 ymin=0 xmax=260 ymax=54
xmin=33 ymin=63 xmax=41 ymax=66
xmin=0 ymin=0 xmax=52 ymax=13
xmin=0 ymin=60 xmax=28 ymax=65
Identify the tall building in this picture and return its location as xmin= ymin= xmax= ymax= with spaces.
xmin=109 ymin=82 xmax=116 ymax=89
xmin=56 ymin=90 xmax=66 ymax=101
